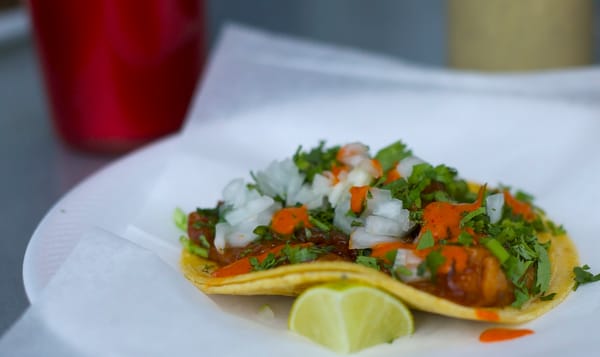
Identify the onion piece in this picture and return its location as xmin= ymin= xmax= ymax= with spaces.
xmin=333 ymin=197 xmax=354 ymax=234
xmin=365 ymin=216 xmax=405 ymax=237
xmin=393 ymin=249 xmax=428 ymax=282
xmin=397 ymin=156 xmax=425 ymax=178
xmin=253 ymin=158 xmax=304 ymax=203
xmin=349 ymin=227 xmax=400 ymax=249
xmin=486 ymin=192 xmax=504 ymax=224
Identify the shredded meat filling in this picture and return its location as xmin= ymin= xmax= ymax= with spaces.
xmin=189 ymin=211 xmax=515 ymax=307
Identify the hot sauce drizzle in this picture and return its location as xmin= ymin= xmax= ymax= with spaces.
xmin=479 ymin=327 xmax=534 ymax=343
xmin=475 ymin=309 xmax=500 ymax=322
xmin=419 ymin=186 xmax=485 ymax=242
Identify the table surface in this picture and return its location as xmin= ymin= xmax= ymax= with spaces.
xmin=1 ymin=0 xmax=599 ymax=337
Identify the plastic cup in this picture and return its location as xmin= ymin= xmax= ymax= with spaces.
xmin=26 ymin=0 xmax=205 ymax=153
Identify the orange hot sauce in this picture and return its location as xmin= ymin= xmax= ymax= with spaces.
xmin=479 ymin=328 xmax=534 ymax=343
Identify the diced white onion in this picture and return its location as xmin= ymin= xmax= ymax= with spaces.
xmin=365 ymin=216 xmax=405 ymax=236
xmin=371 ymin=200 xmax=404 ymax=220
xmin=346 ymin=167 xmax=373 ymax=187
xmin=216 ymin=178 xmax=281 ymax=251
xmin=333 ymin=196 xmax=354 ymax=234
xmin=328 ymin=167 xmax=372 ymax=207
xmin=337 ymin=142 xmax=369 ymax=167
xmin=356 ymin=158 xmax=381 ymax=177
xmin=253 ymin=158 xmax=304 ymax=203
xmin=214 ymin=222 xmax=231 ymax=251
xmin=287 ymin=173 xmax=333 ymax=209
xmin=393 ymin=249 xmax=427 ymax=282
xmin=364 ymin=188 xmax=413 ymax=236
xmin=397 ymin=156 xmax=425 ymax=178
xmin=222 ymin=178 xmax=253 ymax=208
xmin=349 ymin=227 xmax=400 ymax=249
xmin=486 ymin=192 xmax=504 ymax=224
xmin=224 ymin=196 xmax=276 ymax=226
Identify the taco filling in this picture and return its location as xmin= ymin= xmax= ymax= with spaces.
xmin=178 ymin=140 xmax=578 ymax=319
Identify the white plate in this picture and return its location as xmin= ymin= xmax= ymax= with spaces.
xmin=23 ymin=134 xmax=179 ymax=302
xmin=23 ymin=90 xmax=600 ymax=355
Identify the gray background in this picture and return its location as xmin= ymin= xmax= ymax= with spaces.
xmin=0 ymin=0 xmax=598 ymax=336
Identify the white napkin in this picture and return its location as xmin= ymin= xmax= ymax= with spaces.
xmin=183 ymin=23 xmax=600 ymax=136
xmin=4 ymin=24 xmax=600 ymax=356
xmin=0 ymin=229 xmax=327 ymax=356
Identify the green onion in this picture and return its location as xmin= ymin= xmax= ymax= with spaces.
xmin=173 ymin=207 xmax=188 ymax=232
xmin=179 ymin=236 xmax=208 ymax=258
xmin=482 ymin=238 xmax=510 ymax=264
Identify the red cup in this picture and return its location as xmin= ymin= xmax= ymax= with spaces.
xmin=26 ymin=0 xmax=205 ymax=153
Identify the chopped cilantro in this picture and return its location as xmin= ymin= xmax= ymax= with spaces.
xmin=573 ymin=265 xmax=600 ymax=291
xmin=293 ymin=141 xmax=340 ymax=183
xmin=540 ymin=293 xmax=556 ymax=301
xmin=350 ymin=220 xmax=364 ymax=227
xmin=356 ymin=256 xmax=380 ymax=270
xmin=250 ymin=253 xmax=284 ymax=271
xmin=385 ymin=249 xmax=398 ymax=264
xmin=546 ymin=220 xmax=567 ymax=235
xmin=512 ymin=287 xmax=530 ymax=308
xmin=309 ymin=216 xmax=332 ymax=232
xmin=459 ymin=207 xmax=487 ymax=228
xmin=382 ymin=162 xmax=474 ymax=210
xmin=514 ymin=190 xmax=534 ymax=204
xmin=394 ymin=265 xmax=413 ymax=277
xmin=253 ymin=225 xmax=274 ymax=241
xmin=417 ymin=250 xmax=445 ymax=278
xmin=374 ymin=141 xmax=412 ymax=172
xmin=308 ymin=204 xmax=335 ymax=232
xmin=457 ymin=231 xmax=473 ymax=246
xmin=535 ymin=243 xmax=551 ymax=293
xmin=416 ymin=230 xmax=434 ymax=250
xmin=282 ymin=245 xmax=331 ymax=264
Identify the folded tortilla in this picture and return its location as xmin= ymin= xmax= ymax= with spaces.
xmin=181 ymin=230 xmax=578 ymax=323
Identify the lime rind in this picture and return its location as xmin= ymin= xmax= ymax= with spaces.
xmin=289 ymin=282 xmax=414 ymax=353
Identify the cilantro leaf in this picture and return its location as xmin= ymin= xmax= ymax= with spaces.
xmin=374 ymin=141 xmax=412 ymax=172
xmin=394 ymin=265 xmax=413 ymax=278
xmin=459 ymin=207 xmax=486 ymax=228
xmin=416 ymin=230 xmax=434 ymax=250
xmin=535 ymin=243 xmax=551 ymax=293
xmin=417 ymin=250 xmax=445 ymax=279
xmin=253 ymin=225 xmax=275 ymax=241
xmin=457 ymin=231 xmax=473 ymax=246
xmin=250 ymin=253 xmax=284 ymax=271
xmin=293 ymin=141 xmax=340 ymax=183
xmin=540 ymin=293 xmax=556 ymax=301
xmin=573 ymin=265 xmax=600 ymax=291
xmin=511 ymin=287 xmax=530 ymax=308
xmin=282 ymin=245 xmax=330 ymax=264
xmin=356 ymin=256 xmax=380 ymax=270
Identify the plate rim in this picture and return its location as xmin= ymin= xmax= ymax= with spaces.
xmin=22 ymin=134 xmax=179 ymax=302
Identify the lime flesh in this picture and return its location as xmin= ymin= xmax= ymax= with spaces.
xmin=288 ymin=282 xmax=414 ymax=353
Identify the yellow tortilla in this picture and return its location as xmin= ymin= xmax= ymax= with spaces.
xmin=181 ymin=231 xmax=578 ymax=323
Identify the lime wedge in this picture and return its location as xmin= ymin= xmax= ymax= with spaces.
xmin=288 ymin=282 xmax=414 ymax=353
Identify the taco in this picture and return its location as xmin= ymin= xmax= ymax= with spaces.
xmin=178 ymin=141 xmax=579 ymax=323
